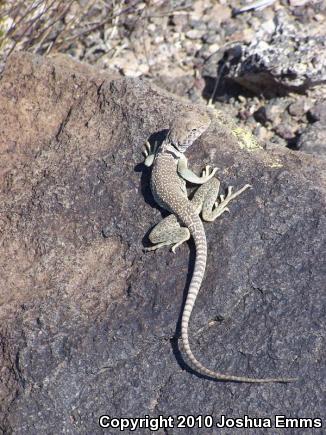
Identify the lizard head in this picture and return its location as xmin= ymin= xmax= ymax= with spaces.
xmin=167 ymin=111 xmax=211 ymax=153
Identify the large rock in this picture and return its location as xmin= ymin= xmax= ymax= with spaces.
xmin=203 ymin=10 xmax=326 ymax=96
xmin=0 ymin=52 xmax=325 ymax=434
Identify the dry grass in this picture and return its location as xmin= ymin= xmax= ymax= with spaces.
xmin=0 ymin=0 xmax=149 ymax=69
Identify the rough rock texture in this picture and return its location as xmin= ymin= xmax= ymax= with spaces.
xmin=0 ymin=52 xmax=325 ymax=434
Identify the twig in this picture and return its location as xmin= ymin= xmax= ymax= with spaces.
xmin=32 ymin=0 xmax=74 ymax=53
xmin=4 ymin=0 xmax=58 ymax=58
xmin=56 ymin=0 xmax=143 ymax=47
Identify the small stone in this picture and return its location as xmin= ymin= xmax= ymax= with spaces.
xmin=253 ymin=125 xmax=269 ymax=142
xmin=202 ymin=32 xmax=218 ymax=44
xmin=171 ymin=13 xmax=188 ymax=29
xmin=182 ymin=39 xmax=202 ymax=55
xmin=102 ymin=226 xmax=111 ymax=238
xmin=203 ymin=4 xmax=231 ymax=24
xmin=254 ymin=107 xmax=268 ymax=124
xmin=264 ymin=101 xmax=286 ymax=123
xmin=314 ymin=14 xmax=325 ymax=22
xmin=224 ymin=25 xmax=238 ymax=37
xmin=147 ymin=23 xmax=156 ymax=33
xmin=185 ymin=29 xmax=206 ymax=40
xmin=297 ymin=122 xmax=326 ymax=157
xmin=260 ymin=19 xmax=276 ymax=35
xmin=189 ymin=19 xmax=207 ymax=30
xmin=308 ymin=101 xmax=326 ymax=123
xmin=153 ymin=35 xmax=164 ymax=44
xmin=288 ymin=99 xmax=311 ymax=117
xmin=206 ymin=42 xmax=220 ymax=54
xmin=207 ymin=20 xmax=223 ymax=31
xmin=274 ymin=123 xmax=296 ymax=140
xmin=289 ymin=0 xmax=310 ymax=5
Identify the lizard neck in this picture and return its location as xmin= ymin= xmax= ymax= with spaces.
xmin=159 ymin=140 xmax=184 ymax=160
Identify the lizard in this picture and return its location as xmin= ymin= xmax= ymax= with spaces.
xmin=142 ymin=109 xmax=296 ymax=383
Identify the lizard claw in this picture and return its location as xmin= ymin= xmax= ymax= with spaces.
xmin=202 ymin=165 xmax=217 ymax=180
xmin=143 ymin=140 xmax=160 ymax=167
xmin=143 ymin=140 xmax=151 ymax=157
xmin=144 ymin=245 xmax=156 ymax=251
xmin=201 ymin=165 xmax=209 ymax=177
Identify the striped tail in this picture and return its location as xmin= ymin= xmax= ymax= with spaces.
xmin=181 ymin=214 xmax=296 ymax=383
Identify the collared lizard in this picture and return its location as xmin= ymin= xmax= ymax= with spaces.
xmin=143 ymin=110 xmax=296 ymax=383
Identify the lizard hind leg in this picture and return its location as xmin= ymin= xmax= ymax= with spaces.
xmin=191 ymin=177 xmax=221 ymax=217
xmin=192 ymin=177 xmax=252 ymax=222
xmin=206 ymin=183 xmax=252 ymax=221
xmin=145 ymin=214 xmax=190 ymax=252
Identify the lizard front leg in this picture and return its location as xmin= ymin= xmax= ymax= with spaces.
xmin=177 ymin=154 xmax=217 ymax=184
xmin=143 ymin=140 xmax=160 ymax=167
xmin=191 ymin=168 xmax=251 ymax=221
xmin=145 ymin=214 xmax=190 ymax=253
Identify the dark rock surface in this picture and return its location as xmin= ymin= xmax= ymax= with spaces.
xmin=0 ymin=52 xmax=325 ymax=434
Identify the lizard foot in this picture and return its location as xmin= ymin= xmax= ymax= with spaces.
xmin=144 ymin=243 xmax=167 ymax=251
xmin=213 ymin=184 xmax=252 ymax=218
xmin=145 ymin=215 xmax=190 ymax=252
xmin=171 ymin=231 xmax=191 ymax=253
xmin=201 ymin=165 xmax=218 ymax=182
